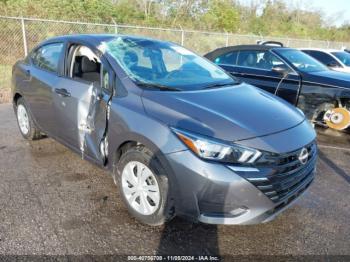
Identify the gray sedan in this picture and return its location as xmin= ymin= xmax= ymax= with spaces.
xmin=11 ymin=34 xmax=317 ymax=225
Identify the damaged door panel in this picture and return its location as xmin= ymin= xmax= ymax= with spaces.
xmin=53 ymin=43 xmax=113 ymax=165
xmin=53 ymin=80 xmax=110 ymax=164
xmin=80 ymin=82 xmax=112 ymax=163
xmin=297 ymin=83 xmax=350 ymax=132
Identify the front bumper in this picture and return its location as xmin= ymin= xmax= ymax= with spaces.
xmin=166 ymin=146 xmax=316 ymax=225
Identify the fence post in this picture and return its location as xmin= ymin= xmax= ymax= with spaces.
xmin=225 ymin=32 xmax=229 ymax=47
xmin=112 ymin=18 xmax=118 ymax=34
xmin=259 ymin=33 xmax=263 ymax=44
xmin=20 ymin=17 xmax=28 ymax=56
xmin=179 ymin=26 xmax=184 ymax=46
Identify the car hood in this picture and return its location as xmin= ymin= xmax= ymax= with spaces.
xmin=302 ymin=70 xmax=350 ymax=87
xmin=331 ymin=67 xmax=350 ymax=74
xmin=141 ymin=83 xmax=305 ymax=141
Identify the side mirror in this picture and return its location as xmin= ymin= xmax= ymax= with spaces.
xmin=272 ymin=65 xmax=289 ymax=77
xmin=327 ymin=62 xmax=339 ymax=68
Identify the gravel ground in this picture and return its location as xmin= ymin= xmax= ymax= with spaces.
xmin=0 ymin=103 xmax=349 ymax=259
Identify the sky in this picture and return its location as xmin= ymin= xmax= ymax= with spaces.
xmin=302 ymin=0 xmax=350 ymax=26
xmin=239 ymin=0 xmax=350 ymax=27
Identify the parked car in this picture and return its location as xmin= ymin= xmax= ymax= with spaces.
xmin=301 ymin=48 xmax=350 ymax=73
xmin=12 ymin=34 xmax=317 ymax=226
xmin=205 ymin=44 xmax=350 ymax=132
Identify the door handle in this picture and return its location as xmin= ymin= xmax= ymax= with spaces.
xmin=231 ymin=72 xmax=244 ymax=76
xmin=55 ymin=88 xmax=71 ymax=97
xmin=23 ymin=69 xmax=32 ymax=82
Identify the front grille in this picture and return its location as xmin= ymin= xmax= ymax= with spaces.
xmin=245 ymin=141 xmax=317 ymax=203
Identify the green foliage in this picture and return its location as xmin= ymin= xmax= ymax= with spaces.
xmin=0 ymin=0 xmax=349 ymax=42
xmin=201 ymin=1 xmax=240 ymax=32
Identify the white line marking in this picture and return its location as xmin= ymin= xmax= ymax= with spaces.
xmin=318 ymin=144 xmax=350 ymax=152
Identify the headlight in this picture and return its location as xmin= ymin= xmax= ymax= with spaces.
xmin=172 ymin=128 xmax=262 ymax=165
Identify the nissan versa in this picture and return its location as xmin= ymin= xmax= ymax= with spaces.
xmin=12 ymin=34 xmax=317 ymax=226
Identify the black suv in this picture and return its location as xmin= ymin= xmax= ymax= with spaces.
xmin=205 ymin=44 xmax=350 ymax=132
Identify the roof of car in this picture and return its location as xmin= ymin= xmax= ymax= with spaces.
xmin=300 ymin=48 xmax=342 ymax=53
xmin=204 ymin=44 xmax=286 ymax=60
xmin=40 ymin=34 xmax=168 ymax=47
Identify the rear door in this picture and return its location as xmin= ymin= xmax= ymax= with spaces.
xmin=215 ymin=49 xmax=301 ymax=105
xmin=53 ymin=43 xmax=113 ymax=164
xmin=23 ymin=42 xmax=64 ymax=136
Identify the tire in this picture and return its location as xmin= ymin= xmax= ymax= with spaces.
xmin=16 ymin=97 xmax=42 ymax=140
xmin=312 ymin=102 xmax=335 ymax=126
xmin=114 ymin=145 xmax=175 ymax=226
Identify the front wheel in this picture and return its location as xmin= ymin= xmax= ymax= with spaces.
xmin=114 ymin=146 xmax=174 ymax=226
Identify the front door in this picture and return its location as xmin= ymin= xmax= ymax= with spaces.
xmin=219 ymin=50 xmax=301 ymax=105
xmin=54 ymin=44 xmax=113 ymax=164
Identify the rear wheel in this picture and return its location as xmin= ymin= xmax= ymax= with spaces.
xmin=114 ymin=145 xmax=174 ymax=226
xmin=16 ymin=98 xmax=42 ymax=140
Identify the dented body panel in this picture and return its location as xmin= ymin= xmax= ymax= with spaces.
xmin=205 ymin=45 xmax=350 ymax=133
xmin=297 ymin=80 xmax=350 ymax=119
xmin=294 ymin=72 xmax=350 ymax=132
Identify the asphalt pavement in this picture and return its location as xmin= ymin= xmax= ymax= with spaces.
xmin=0 ymin=103 xmax=349 ymax=258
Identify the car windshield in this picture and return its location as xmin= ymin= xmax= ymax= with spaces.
xmin=99 ymin=36 xmax=236 ymax=91
xmin=275 ymin=49 xmax=329 ymax=73
xmin=332 ymin=51 xmax=350 ymax=66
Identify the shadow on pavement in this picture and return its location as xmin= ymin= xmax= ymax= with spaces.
xmin=156 ymin=218 xmax=219 ymax=256
xmin=318 ymin=150 xmax=350 ymax=184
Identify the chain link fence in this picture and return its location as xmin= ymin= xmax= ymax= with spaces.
xmin=0 ymin=15 xmax=349 ymax=102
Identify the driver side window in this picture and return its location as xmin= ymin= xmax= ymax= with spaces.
xmin=70 ymin=45 xmax=101 ymax=84
xmin=69 ymin=45 xmax=111 ymax=91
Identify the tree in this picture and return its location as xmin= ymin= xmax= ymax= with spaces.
xmin=0 ymin=0 xmax=349 ymax=42
xmin=200 ymin=0 xmax=240 ymax=32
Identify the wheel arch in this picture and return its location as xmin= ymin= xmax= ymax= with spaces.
xmin=109 ymin=132 xmax=168 ymax=170
xmin=13 ymin=92 xmax=22 ymax=106
xmin=108 ymin=133 xmax=181 ymax=211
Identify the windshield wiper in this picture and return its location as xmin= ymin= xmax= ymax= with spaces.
xmin=203 ymin=81 xmax=240 ymax=90
xmin=135 ymin=81 xmax=181 ymax=91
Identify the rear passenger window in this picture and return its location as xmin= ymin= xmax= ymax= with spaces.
xmin=32 ymin=43 xmax=63 ymax=73
xmin=214 ymin=51 xmax=238 ymax=65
